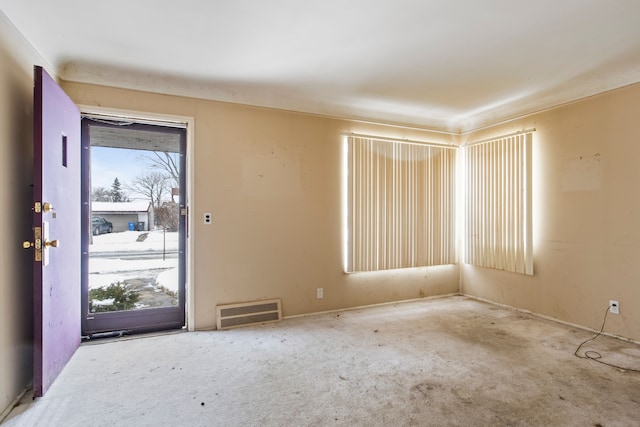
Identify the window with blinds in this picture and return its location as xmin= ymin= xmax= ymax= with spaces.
xmin=345 ymin=136 xmax=456 ymax=273
xmin=464 ymin=132 xmax=533 ymax=275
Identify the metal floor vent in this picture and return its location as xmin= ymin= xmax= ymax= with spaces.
xmin=216 ymin=299 xmax=282 ymax=330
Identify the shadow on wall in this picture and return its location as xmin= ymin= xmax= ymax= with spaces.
xmin=3 ymin=46 xmax=37 ymax=390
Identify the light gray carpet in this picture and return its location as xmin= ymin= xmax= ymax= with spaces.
xmin=4 ymin=296 xmax=640 ymax=426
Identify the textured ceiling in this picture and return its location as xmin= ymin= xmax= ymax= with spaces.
xmin=2 ymin=0 xmax=640 ymax=133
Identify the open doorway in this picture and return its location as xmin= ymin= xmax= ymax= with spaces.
xmin=81 ymin=117 xmax=187 ymax=336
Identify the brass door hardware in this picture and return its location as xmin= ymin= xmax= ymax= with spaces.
xmin=44 ymin=240 xmax=59 ymax=248
xmin=23 ymin=227 xmax=43 ymax=261
xmin=33 ymin=202 xmax=54 ymax=213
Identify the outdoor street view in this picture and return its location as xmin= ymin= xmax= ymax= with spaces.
xmin=89 ymin=146 xmax=180 ymax=312
xmin=89 ymin=229 xmax=178 ymax=312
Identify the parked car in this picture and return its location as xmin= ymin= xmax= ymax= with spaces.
xmin=92 ymin=216 xmax=113 ymax=235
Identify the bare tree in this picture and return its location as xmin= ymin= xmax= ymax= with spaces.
xmin=92 ymin=182 xmax=129 ymax=202
xmin=91 ymin=186 xmax=111 ymax=202
xmin=141 ymin=152 xmax=180 ymax=188
xmin=125 ymin=172 xmax=169 ymax=208
xmin=155 ymin=201 xmax=179 ymax=232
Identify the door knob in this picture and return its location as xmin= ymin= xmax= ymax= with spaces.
xmin=44 ymin=239 xmax=59 ymax=248
xmin=24 ymin=240 xmax=56 ymax=248
xmin=33 ymin=202 xmax=54 ymax=213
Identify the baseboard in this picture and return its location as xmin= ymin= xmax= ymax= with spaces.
xmin=283 ymin=292 xmax=462 ymax=320
xmin=0 ymin=385 xmax=31 ymax=424
xmin=462 ymin=293 xmax=640 ymax=346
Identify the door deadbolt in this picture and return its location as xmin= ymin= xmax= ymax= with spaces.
xmin=23 ymin=227 xmax=43 ymax=261
xmin=23 ymin=240 xmax=40 ymax=249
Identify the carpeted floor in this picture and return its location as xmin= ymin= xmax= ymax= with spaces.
xmin=4 ymin=295 xmax=640 ymax=426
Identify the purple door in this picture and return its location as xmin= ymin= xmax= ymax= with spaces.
xmin=31 ymin=66 xmax=81 ymax=397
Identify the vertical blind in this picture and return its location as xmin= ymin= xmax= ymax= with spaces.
xmin=464 ymin=132 xmax=533 ymax=275
xmin=346 ymin=136 xmax=456 ymax=272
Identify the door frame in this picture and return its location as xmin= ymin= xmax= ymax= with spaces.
xmin=78 ymin=105 xmax=196 ymax=332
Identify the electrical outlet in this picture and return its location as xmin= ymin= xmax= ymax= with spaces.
xmin=317 ymin=288 xmax=324 ymax=299
xmin=609 ymin=300 xmax=619 ymax=315
xmin=204 ymin=213 xmax=212 ymax=224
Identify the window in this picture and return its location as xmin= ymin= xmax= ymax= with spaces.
xmin=345 ymin=136 xmax=456 ymax=272
xmin=464 ymin=131 xmax=533 ymax=275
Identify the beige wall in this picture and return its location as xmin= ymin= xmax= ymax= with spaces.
xmin=4 ymin=7 xmax=640 ymax=415
xmin=460 ymin=83 xmax=640 ymax=342
xmin=62 ymin=81 xmax=460 ymax=331
xmin=0 ymin=12 xmax=41 ymax=416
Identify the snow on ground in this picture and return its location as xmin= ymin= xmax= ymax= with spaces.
xmin=89 ymin=230 xmax=180 ymax=290
xmin=89 ymin=258 xmax=178 ymax=289
xmin=90 ymin=258 xmax=178 ymax=274
xmin=156 ymin=267 xmax=179 ymax=292
xmin=90 ymin=230 xmax=178 ymax=253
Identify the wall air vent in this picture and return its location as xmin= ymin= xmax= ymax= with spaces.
xmin=216 ymin=299 xmax=282 ymax=330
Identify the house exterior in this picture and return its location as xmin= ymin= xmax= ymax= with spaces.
xmin=91 ymin=201 xmax=154 ymax=232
